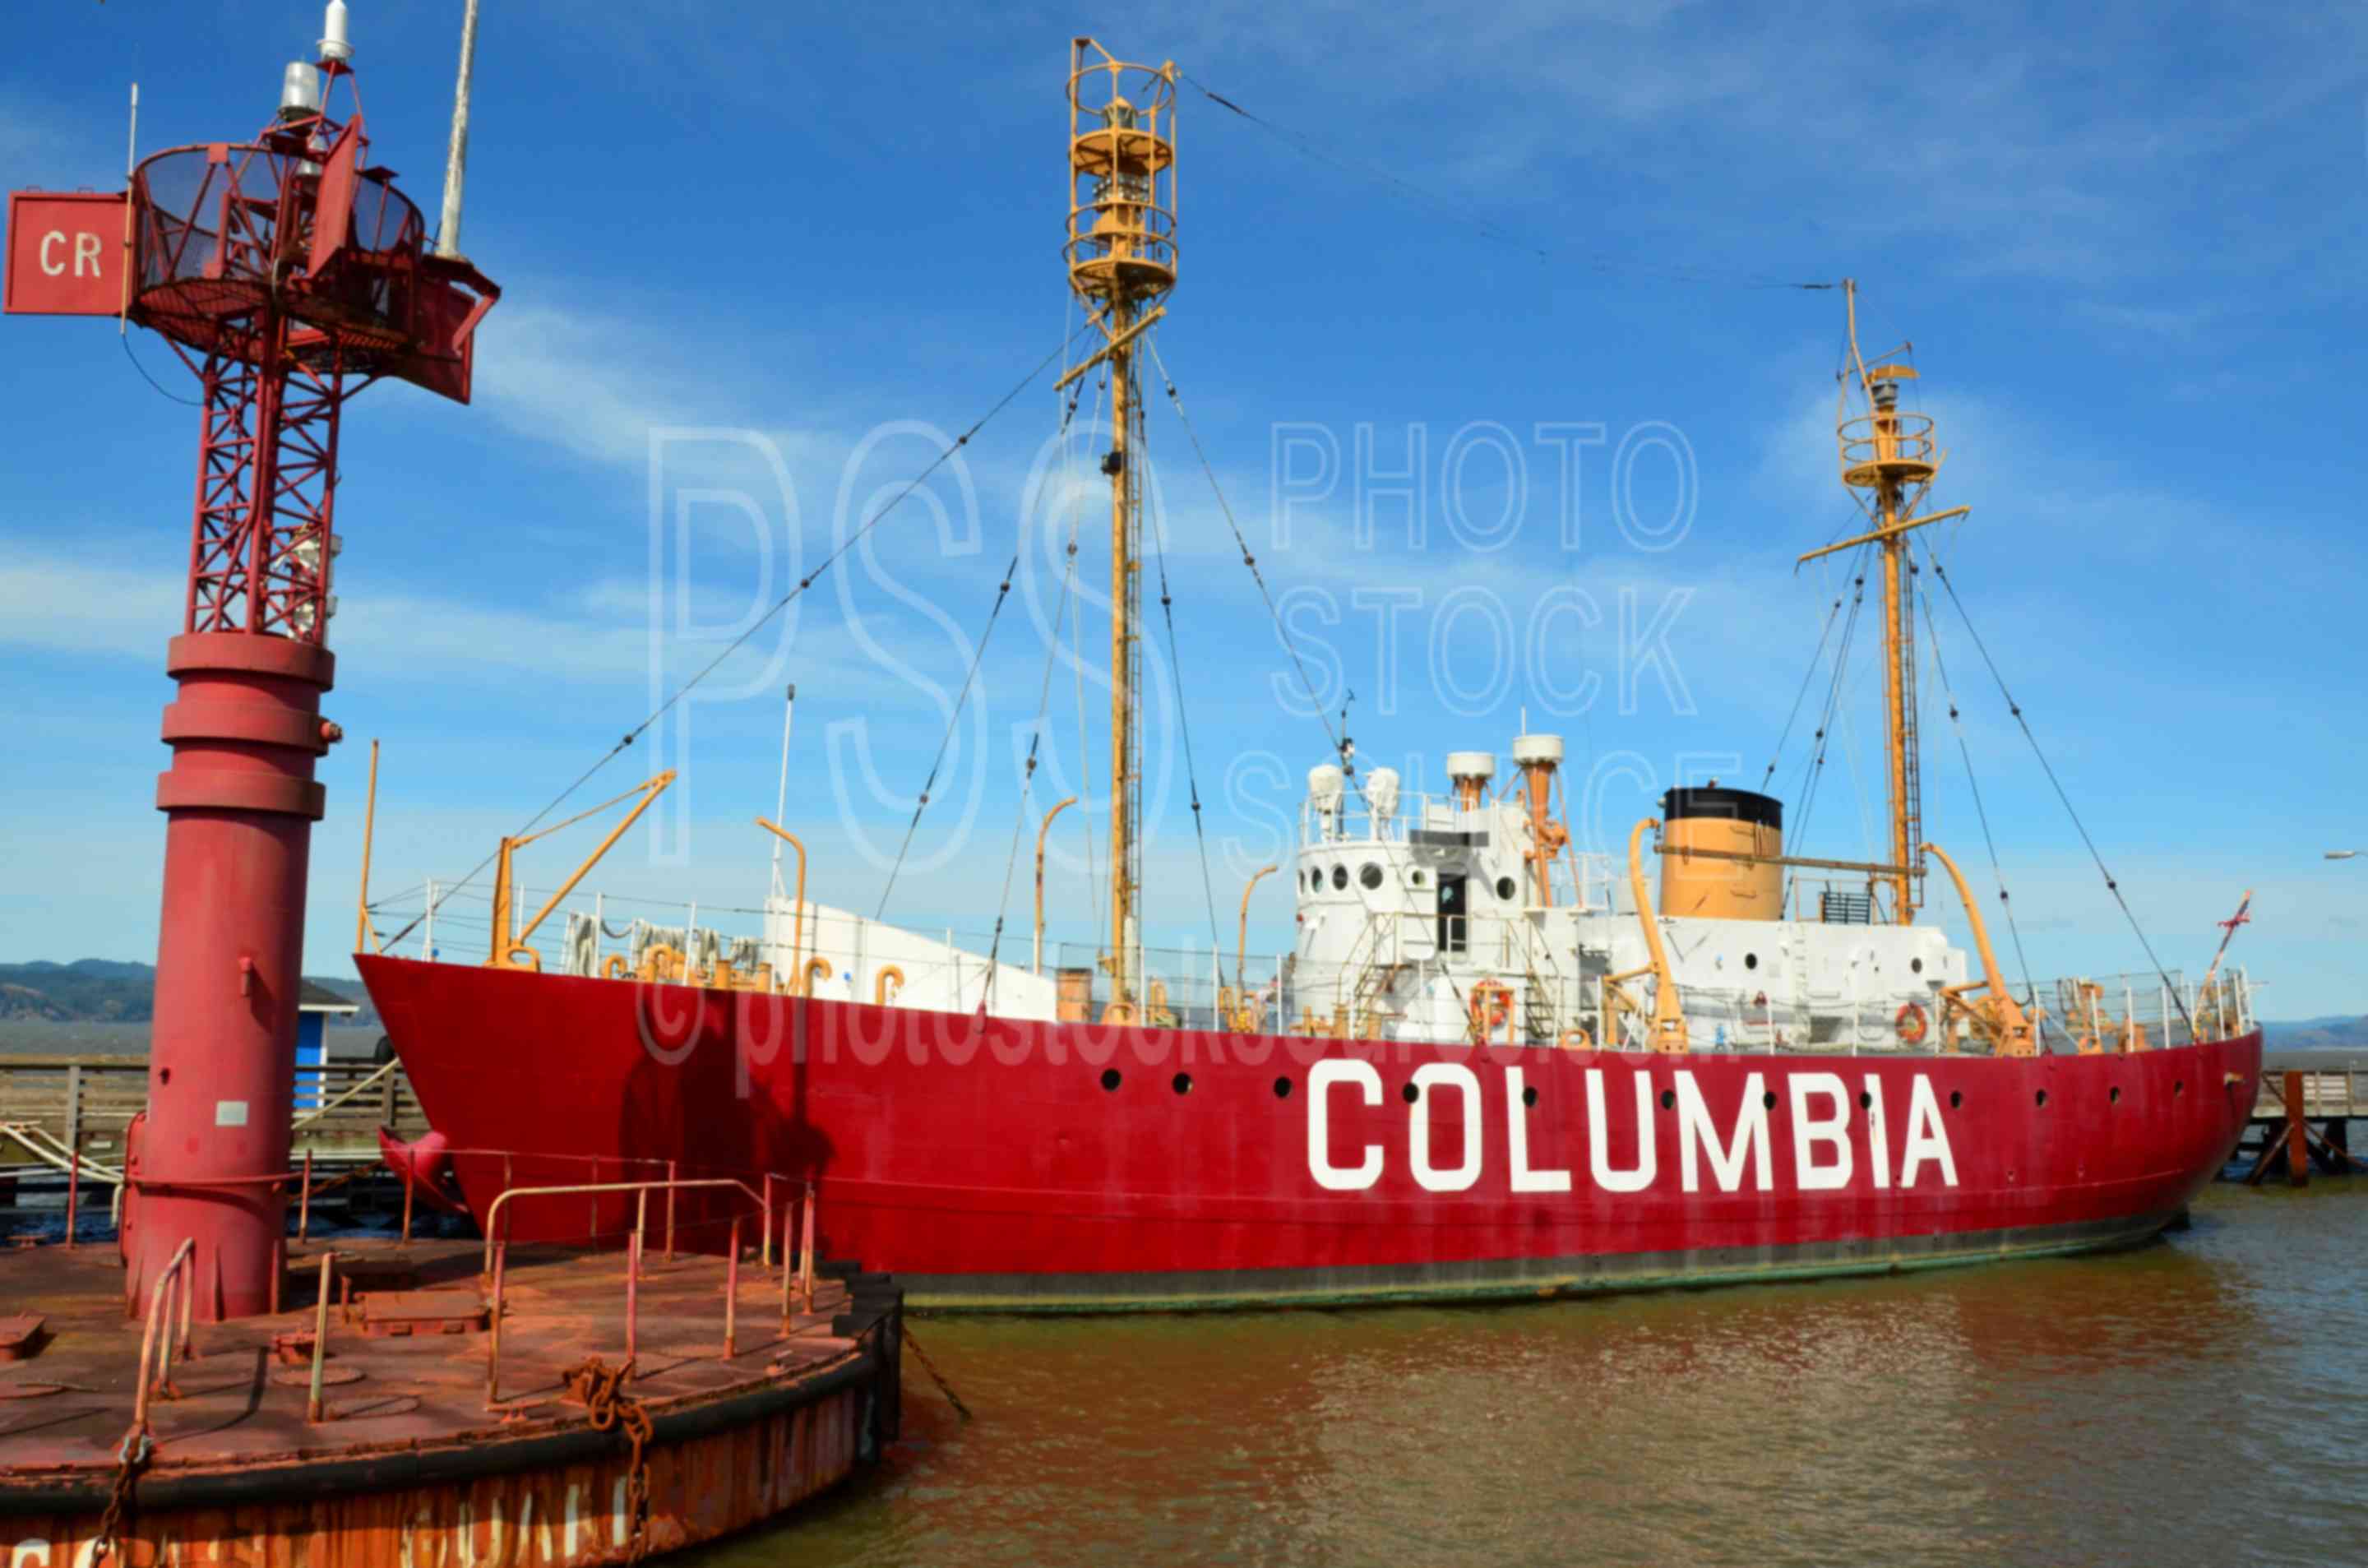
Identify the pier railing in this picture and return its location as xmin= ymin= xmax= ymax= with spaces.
xmin=2252 ymin=1065 xmax=2366 ymax=1122
xmin=0 ymin=1056 xmax=430 ymax=1174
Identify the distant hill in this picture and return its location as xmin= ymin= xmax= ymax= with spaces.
xmin=2262 ymin=1015 xmax=2368 ymax=1052
xmin=0 ymin=959 xmax=374 ymax=1027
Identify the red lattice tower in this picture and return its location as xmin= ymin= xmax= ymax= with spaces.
xmin=6 ymin=7 xmax=497 ymax=1319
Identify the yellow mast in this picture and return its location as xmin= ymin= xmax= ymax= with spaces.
xmin=1066 ymin=39 xmax=1177 ymax=1019
xmin=1803 ymin=280 xmax=1968 ymax=924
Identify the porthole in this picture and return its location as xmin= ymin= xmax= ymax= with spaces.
xmin=1359 ymin=863 xmax=1384 ymax=890
xmin=1858 ymin=1089 xmax=1872 ymax=1110
xmin=2174 ymin=1080 xmax=2185 ymax=1097
xmin=2109 ymin=1086 xmax=2121 ymax=1105
xmin=1495 ymin=876 xmax=1519 ymax=901
xmin=1400 ymin=1082 xmax=1420 ymax=1104
xmin=1744 ymin=953 xmax=1760 ymax=971
xmin=1173 ymin=1072 xmax=1194 ymax=1095
xmin=1408 ymin=869 xmax=1429 ymax=888
xmin=1307 ymin=867 xmax=1322 ymax=891
xmin=1331 ymin=865 xmax=1348 ymax=891
xmin=1910 ymin=957 xmax=1924 ymax=974
xmin=1949 ymin=1089 xmax=1963 ymax=1110
xmin=1761 ymin=1090 xmax=1777 ymax=1111
xmin=2034 ymin=1089 xmax=2048 ymax=1108
xmin=1100 ymin=1068 xmax=1122 ymax=1092
xmin=1658 ymin=1089 xmax=1675 ymax=1111
xmin=1273 ymin=1076 xmax=1293 ymax=1099
xmin=1521 ymin=1085 xmax=1538 ymax=1108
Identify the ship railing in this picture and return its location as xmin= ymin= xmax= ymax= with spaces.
xmin=1838 ymin=410 xmax=1937 ymax=470
xmin=1043 ymin=940 xmax=1292 ymax=1029
xmin=1297 ymin=790 xmax=1487 ymax=849
xmin=1666 ymin=981 xmax=1936 ymax=1055
xmin=372 ymin=879 xmax=1267 ymax=1019
xmin=2016 ymin=968 xmax=2234 ymax=1052
xmin=479 ymin=1172 xmax=820 ymax=1409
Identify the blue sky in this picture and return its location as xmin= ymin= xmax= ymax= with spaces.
xmin=3 ymin=1 xmax=2363 ymax=1015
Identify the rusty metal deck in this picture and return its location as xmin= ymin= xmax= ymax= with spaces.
xmin=0 ymin=1238 xmax=898 ymax=1566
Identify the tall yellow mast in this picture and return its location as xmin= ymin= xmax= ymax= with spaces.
xmin=1065 ymin=39 xmax=1177 ymax=1016
xmin=1801 ymin=280 xmax=1969 ymax=925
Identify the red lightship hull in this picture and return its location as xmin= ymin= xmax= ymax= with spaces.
xmin=358 ymin=955 xmax=2259 ymax=1311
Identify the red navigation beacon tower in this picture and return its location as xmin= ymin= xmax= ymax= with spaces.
xmin=4 ymin=2 xmax=497 ymax=1319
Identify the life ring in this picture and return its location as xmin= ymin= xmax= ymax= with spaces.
xmin=601 ymin=954 xmax=630 ymax=980
xmin=1468 ymin=981 xmax=1511 ymax=1034
xmin=1895 ymin=1001 xmax=1931 ymax=1046
xmin=1558 ymin=1027 xmax=1592 ymax=1051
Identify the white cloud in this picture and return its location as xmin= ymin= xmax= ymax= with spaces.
xmin=472 ymin=302 xmax=841 ymax=476
xmin=0 ymin=550 xmax=928 ymax=708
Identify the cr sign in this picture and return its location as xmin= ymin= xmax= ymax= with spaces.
xmin=5 ymin=191 xmax=130 ymax=317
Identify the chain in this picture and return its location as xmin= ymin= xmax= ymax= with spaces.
xmin=565 ymin=1356 xmax=655 ymax=1561
xmin=90 ymin=1423 xmax=152 ymax=1562
xmin=900 ymin=1322 xmax=973 ymax=1421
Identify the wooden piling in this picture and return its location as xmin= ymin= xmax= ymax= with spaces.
xmin=2285 ymin=1070 xmax=2310 ymax=1188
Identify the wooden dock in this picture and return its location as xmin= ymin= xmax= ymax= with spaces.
xmin=2238 ymin=1060 xmax=2366 ymax=1186
xmin=0 ymin=1055 xmax=430 ymax=1185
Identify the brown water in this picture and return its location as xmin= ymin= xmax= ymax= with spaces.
xmin=692 ymin=1180 xmax=2368 ymax=1567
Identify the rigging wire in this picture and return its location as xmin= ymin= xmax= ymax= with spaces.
xmin=1139 ymin=349 xmax=1227 ymax=964
xmin=123 ymin=334 xmax=202 ymax=407
xmin=1920 ymin=547 xmax=2195 ymax=1028
xmin=1142 ymin=336 xmax=1345 ymax=763
xmin=1759 ymin=584 xmax=1850 ymax=793
xmin=381 ymin=319 xmax=1095 ymax=952
xmin=1180 ymin=72 xmax=1839 ymax=294
xmin=1917 ymin=575 xmax=2037 ymax=1008
xmin=874 ymin=549 xmax=1024 ymax=922
xmin=1142 ymin=335 xmax=1493 ymax=1034
xmin=984 ymin=382 xmax=1093 ymax=976
xmin=1783 ymin=550 xmax=1868 ymax=901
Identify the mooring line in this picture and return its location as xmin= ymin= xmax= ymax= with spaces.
xmin=901 ymin=1323 xmax=973 ymax=1422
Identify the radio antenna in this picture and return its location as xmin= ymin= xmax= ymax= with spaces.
xmin=436 ymin=0 xmax=481 ymax=258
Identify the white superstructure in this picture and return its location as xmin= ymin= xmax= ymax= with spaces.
xmin=1283 ymin=732 xmax=1969 ymax=1052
